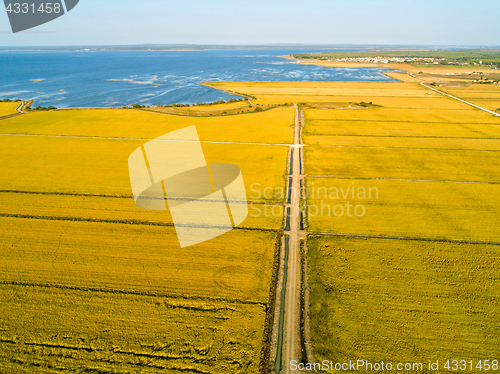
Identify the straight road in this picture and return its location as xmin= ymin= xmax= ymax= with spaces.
xmin=283 ymin=104 xmax=303 ymax=373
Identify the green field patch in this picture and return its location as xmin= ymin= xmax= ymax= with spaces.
xmin=0 ymin=284 xmax=265 ymax=374
xmin=305 ymin=178 xmax=500 ymax=243
xmin=440 ymin=86 xmax=500 ymax=112
xmin=304 ymin=147 xmax=500 ymax=183
xmin=341 ymin=96 xmax=472 ymax=110
xmin=0 ymin=192 xmax=283 ymax=231
xmin=307 ymin=236 xmax=500 ymax=370
xmin=306 ymin=107 xmax=500 ymax=124
xmin=0 ymin=217 xmax=278 ymax=303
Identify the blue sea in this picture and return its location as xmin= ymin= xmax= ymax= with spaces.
xmin=0 ymin=49 xmax=396 ymax=108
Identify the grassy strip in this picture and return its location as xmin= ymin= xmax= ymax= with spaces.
xmin=274 ymin=235 xmax=289 ymax=374
xmin=299 ymin=240 xmax=308 ymax=364
xmin=260 ymin=232 xmax=283 ymax=374
xmin=0 ymin=280 xmax=266 ymax=307
xmin=0 ymin=212 xmax=280 ymax=232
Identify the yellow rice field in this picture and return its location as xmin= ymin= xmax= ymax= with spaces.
xmin=301 ymin=80 xmax=500 ymax=367
xmin=0 ymin=106 xmax=294 ymax=144
xmin=180 ymin=100 xmax=251 ymax=112
xmin=0 ymin=192 xmax=283 ymax=230
xmin=207 ymin=81 xmax=438 ymax=104
xmin=304 ymin=146 xmax=500 ymax=183
xmin=305 ymin=119 xmax=500 ymax=138
xmin=3 ymin=75 xmax=499 ymax=372
xmin=306 ymin=107 xmax=500 ymax=123
xmin=441 ymin=85 xmax=500 ymax=112
xmin=303 ymin=136 xmax=500 ymax=150
xmin=0 ymin=217 xmax=278 ymax=373
xmin=307 ymin=96 xmax=471 ymax=109
xmin=0 ymin=102 xmax=20 ymax=117
xmin=0 ymin=218 xmax=278 ymax=302
xmin=0 ymin=136 xmax=288 ymax=201
xmin=384 ymin=62 xmax=498 ymax=76
xmin=383 ymin=71 xmax=423 ymax=83
xmin=305 ymin=177 xmax=500 ymax=242
xmin=0 ymin=284 xmax=267 ymax=374
xmin=0 ymin=103 xmax=294 ymax=372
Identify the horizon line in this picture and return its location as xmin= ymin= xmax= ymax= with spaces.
xmin=1 ymin=43 xmax=500 ymax=51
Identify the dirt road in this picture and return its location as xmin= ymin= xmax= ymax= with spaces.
xmin=282 ymin=104 xmax=303 ymax=373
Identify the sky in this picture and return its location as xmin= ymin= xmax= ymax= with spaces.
xmin=1 ymin=0 xmax=500 ymax=46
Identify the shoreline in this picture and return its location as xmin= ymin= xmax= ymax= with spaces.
xmin=1 ymin=53 xmax=404 ymax=110
xmin=13 ymin=77 xmax=404 ymax=112
xmin=17 ymin=52 xmax=499 ymax=111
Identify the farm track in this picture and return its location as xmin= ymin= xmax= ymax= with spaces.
xmin=0 ymin=133 xmax=292 ymax=147
xmin=6 ymin=133 xmax=500 ymax=142
xmin=311 ymin=119 xmax=500 ymax=124
xmin=0 ymin=113 xmax=23 ymax=120
xmin=307 ymin=144 xmax=500 ymax=151
xmin=305 ymin=175 xmax=499 ymax=184
xmin=304 ymin=134 xmax=500 ymax=139
xmin=0 ymin=213 xmax=280 ymax=232
xmin=0 ymin=189 xmax=283 ymax=205
xmin=310 ymin=232 xmax=500 ymax=246
xmin=0 ymin=189 xmax=135 ymax=199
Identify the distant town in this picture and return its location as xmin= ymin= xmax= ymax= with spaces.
xmin=325 ymin=56 xmax=487 ymax=65
xmin=293 ymin=49 xmax=500 ymax=68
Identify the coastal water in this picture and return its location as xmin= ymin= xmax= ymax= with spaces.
xmin=0 ymin=49 xmax=396 ymax=108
